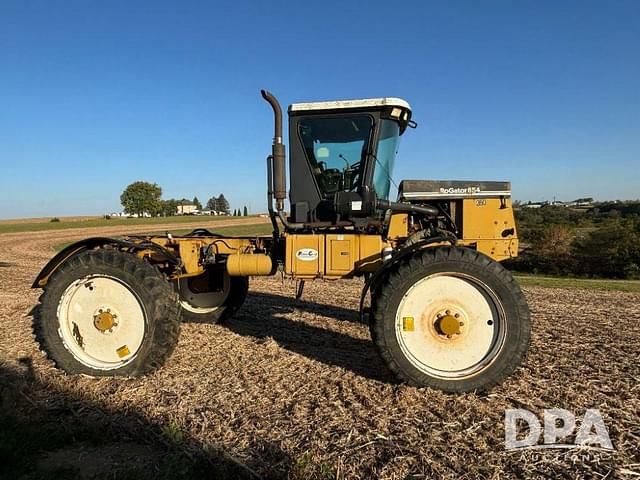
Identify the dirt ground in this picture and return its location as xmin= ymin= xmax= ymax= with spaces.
xmin=0 ymin=220 xmax=638 ymax=479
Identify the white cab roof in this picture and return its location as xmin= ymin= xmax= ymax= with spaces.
xmin=289 ymin=97 xmax=411 ymax=112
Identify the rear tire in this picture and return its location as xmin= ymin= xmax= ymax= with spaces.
xmin=177 ymin=270 xmax=248 ymax=324
xmin=371 ymin=246 xmax=530 ymax=393
xmin=33 ymin=249 xmax=181 ymax=377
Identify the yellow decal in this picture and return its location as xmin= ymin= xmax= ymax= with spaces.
xmin=116 ymin=345 xmax=130 ymax=358
xmin=402 ymin=316 xmax=414 ymax=332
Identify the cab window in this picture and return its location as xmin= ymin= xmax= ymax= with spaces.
xmin=298 ymin=115 xmax=373 ymax=198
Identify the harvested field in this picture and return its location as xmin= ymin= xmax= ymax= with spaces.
xmin=0 ymin=220 xmax=638 ymax=479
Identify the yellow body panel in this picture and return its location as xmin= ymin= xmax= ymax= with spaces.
xmin=387 ymin=213 xmax=409 ymax=244
xmin=285 ymin=233 xmax=387 ymax=278
xmin=460 ymin=198 xmax=518 ymax=260
xmin=356 ymin=235 xmax=386 ymax=272
xmin=471 ymin=239 xmax=518 ymax=261
xmin=285 ymin=234 xmax=325 ymax=278
xmin=462 ymin=198 xmax=515 ymax=238
xmin=326 ymin=236 xmax=355 ymax=275
xmin=178 ymin=241 xmax=202 ymax=274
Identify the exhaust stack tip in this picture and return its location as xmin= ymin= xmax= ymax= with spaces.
xmin=260 ymin=89 xmax=283 ymax=144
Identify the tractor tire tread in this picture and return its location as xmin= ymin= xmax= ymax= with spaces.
xmin=370 ymin=246 xmax=530 ymax=393
xmin=33 ymin=249 xmax=181 ymax=377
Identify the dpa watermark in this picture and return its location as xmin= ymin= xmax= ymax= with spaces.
xmin=505 ymin=408 xmax=614 ymax=451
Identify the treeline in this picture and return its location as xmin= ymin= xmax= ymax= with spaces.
xmin=505 ymin=201 xmax=640 ymax=279
xmin=119 ymin=181 xmax=249 ymax=217
xmin=232 ymin=206 xmax=249 ymax=217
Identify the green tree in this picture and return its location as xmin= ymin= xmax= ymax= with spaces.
xmin=206 ymin=196 xmax=218 ymax=212
xmin=243 ymin=206 xmax=248 ymax=216
xmin=217 ymin=194 xmax=230 ymax=215
xmin=573 ymin=223 xmax=640 ymax=278
xmin=193 ymin=196 xmax=202 ymax=210
xmin=160 ymin=199 xmax=179 ymax=217
xmin=531 ymin=226 xmax=574 ymax=275
xmin=120 ymin=181 xmax=162 ymax=217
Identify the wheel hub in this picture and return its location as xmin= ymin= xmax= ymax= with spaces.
xmin=93 ymin=309 xmax=118 ymax=333
xmin=433 ymin=308 xmax=465 ymax=338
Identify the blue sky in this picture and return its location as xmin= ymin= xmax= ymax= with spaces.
xmin=0 ymin=1 xmax=638 ymax=219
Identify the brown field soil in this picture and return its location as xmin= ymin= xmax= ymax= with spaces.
xmin=0 ymin=220 xmax=638 ymax=479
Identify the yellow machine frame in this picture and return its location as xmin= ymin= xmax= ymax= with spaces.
xmin=136 ymin=197 xmax=518 ymax=281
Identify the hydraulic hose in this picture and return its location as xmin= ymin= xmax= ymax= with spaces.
xmin=377 ymin=199 xmax=438 ymax=217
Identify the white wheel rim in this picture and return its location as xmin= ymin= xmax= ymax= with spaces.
xmin=178 ymin=272 xmax=230 ymax=314
xmin=57 ymin=275 xmax=146 ymax=370
xmin=395 ymin=273 xmax=506 ymax=379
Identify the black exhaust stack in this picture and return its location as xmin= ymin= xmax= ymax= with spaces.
xmin=261 ymin=90 xmax=286 ymax=213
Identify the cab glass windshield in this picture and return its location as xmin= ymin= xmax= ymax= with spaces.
xmin=373 ymin=119 xmax=401 ymax=200
xmin=298 ymin=115 xmax=373 ymax=198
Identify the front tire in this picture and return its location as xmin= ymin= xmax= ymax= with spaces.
xmin=34 ymin=249 xmax=181 ymax=377
xmin=371 ymin=246 xmax=530 ymax=393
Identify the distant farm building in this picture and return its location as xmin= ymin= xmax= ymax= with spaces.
xmin=177 ymin=201 xmax=197 ymax=215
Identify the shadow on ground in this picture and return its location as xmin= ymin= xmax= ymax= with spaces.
xmin=0 ymin=358 xmax=291 ymax=479
xmin=212 ymin=291 xmax=395 ymax=384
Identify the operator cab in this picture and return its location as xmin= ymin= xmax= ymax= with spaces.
xmin=287 ymin=98 xmax=413 ymax=225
